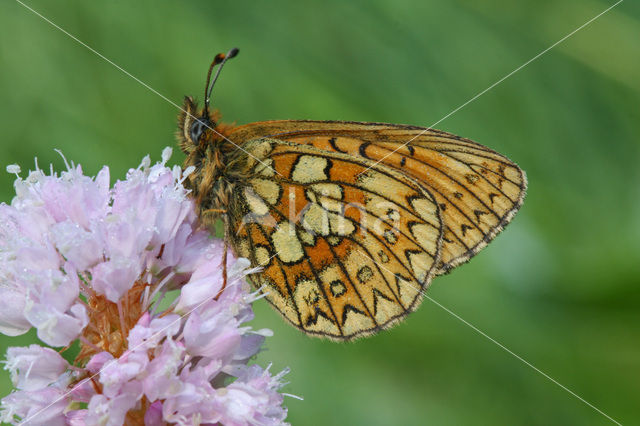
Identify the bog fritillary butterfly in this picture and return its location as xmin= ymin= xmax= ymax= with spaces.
xmin=178 ymin=49 xmax=526 ymax=340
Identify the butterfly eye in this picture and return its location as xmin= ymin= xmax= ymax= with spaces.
xmin=190 ymin=117 xmax=212 ymax=143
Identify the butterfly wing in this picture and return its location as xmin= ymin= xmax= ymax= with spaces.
xmin=229 ymin=120 xmax=526 ymax=274
xmin=229 ymin=138 xmax=444 ymax=340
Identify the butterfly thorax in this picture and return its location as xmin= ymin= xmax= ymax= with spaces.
xmin=177 ymin=96 xmax=252 ymax=226
xmin=186 ymin=145 xmax=239 ymax=209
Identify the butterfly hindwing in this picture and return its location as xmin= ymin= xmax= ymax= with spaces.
xmin=230 ymin=138 xmax=444 ymax=340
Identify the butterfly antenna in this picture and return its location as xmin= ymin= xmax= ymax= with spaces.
xmin=203 ymin=47 xmax=239 ymax=117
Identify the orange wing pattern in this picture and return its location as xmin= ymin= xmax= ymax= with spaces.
xmin=230 ymin=139 xmax=443 ymax=340
xmin=229 ymin=121 xmax=527 ymax=274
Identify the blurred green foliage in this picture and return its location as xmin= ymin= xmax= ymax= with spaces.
xmin=0 ymin=1 xmax=638 ymax=424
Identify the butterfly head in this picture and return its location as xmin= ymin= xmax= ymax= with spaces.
xmin=177 ymin=96 xmax=217 ymax=154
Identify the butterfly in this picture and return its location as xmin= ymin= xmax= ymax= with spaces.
xmin=178 ymin=48 xmax=527 ymax=340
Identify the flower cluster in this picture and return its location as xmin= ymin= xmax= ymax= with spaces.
xmin=0 ymin=149 xmax=291 ymax=425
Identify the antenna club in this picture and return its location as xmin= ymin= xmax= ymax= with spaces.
xmin=213 ymin=53 xmax=225 ymax=65
xmin=203 ymin=47 xmax=240 ymax=114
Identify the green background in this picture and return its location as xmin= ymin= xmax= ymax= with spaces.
xmin=1 ymin=1 xmax=638 ymax=424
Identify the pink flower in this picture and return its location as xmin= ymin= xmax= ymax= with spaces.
xmin=0 ymin=150 xmax=293 ymax=425
xmin=4 ymin=345 xmax=69 ymax=391
xmin=214 ymin=365 xmax=290 ymax=426
xmin=0 ymin=387 xmax=69 ymax=426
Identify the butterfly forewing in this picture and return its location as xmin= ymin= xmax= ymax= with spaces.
xmin=229 ymin=121 xmax=527 ymax=274
xmin=230 ymin=139 xmax=443 ymax=340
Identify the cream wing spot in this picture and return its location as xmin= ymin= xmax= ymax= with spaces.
xmin=302 ymin=204 xmax=330 ymax=236
xmin=305 ymin=314 xmax=340 ymax=335
xmin=327 ymin=236 xmax=341 ymax=246
xmin=305 ymin=190 xmax=317 ymax=203
xmin=237 ymin=240 xmax=251 ymax=258
xmin=244 ymin=139 xmax=274 ymax=170
xmin=244 ymin=187 xmax=270 ymax=216
xmin=408 ymin=222 xmax=439 ymax=256
xmin=255 ymin=158 xmax=275 ymax=177
xmin=319 ymin=196 xmax=343 ymax=214
xmin=291 ymin=155 xmax=329 ymax=183
xmin=407 ymin=251 xmax=431 ymax=283
xmin=251 ymin=178 xmax=280 ymax=205
xmin=255 ymin=246 xmax=271 ymax=266
xmin=372 ymin=293 xmax=404 ymax=324
xmin=409 ymin=196 xmax=440 ymax=229
xmin=298 ymin=228 xmax=316 ymax=246
xmin=328 ymin=212 xmax=355 ymax=236
xmin=319 ymin=264 xmax=342 ymax=283
xmin=272 ymin=222 xmax=304 ymax=263
xmin=395 ymin=274 xmax=421 ymax=307
xmin=503 ymin=165 xmax=522 ymax=183
xmin=357 ymin=170 xmax=416 ymax=207
xmin=342 ymin=308 xmax=375 ymax=336
xmin=362 ymin=193 xmax=425 ymax=232
xmin=294 ymin=278 xmax=320 ymax=307
xmin=248 ymin=139 xmax=274 ymax=159
xmin=309 ymin=183 xmax=343 ymax=200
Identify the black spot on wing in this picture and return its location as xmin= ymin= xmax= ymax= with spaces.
xmin=359 ymin=142 xmax=371 ymax=159
xmin=341 ymin=304 xmax=368 ymax=328
xmin=323 ymin=158 xmax=333 ymax=181
xmin=465 ymin=173 xmax=479 ymax=184
xmin=288 ymin=154 xmax=303 ymax=181
xmin=329 ymin=280 xmax=346 ymax=297
xmin=473 ymin=209 xmax=488 ymax=223
xmin=372 ymin=288 xmax=395 ymax=317
xmin=357 ymin=265 xmax=374 ymax=283
xmin=328 ymin=137 xmax=342 ymax=152
xmin=305 ymin=306 xmax=337 ymax=328
xmin=393 ymin=273 xmax=412 ymax=299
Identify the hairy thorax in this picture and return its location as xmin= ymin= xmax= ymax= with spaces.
xmin=183 ymin=139 xmax=251 ymax=227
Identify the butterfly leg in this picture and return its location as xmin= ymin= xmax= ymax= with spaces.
xmin=203 ymin=208 xmax=227 ymax=215
xmin=214 ymin=215 xmax=229 ymax=301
